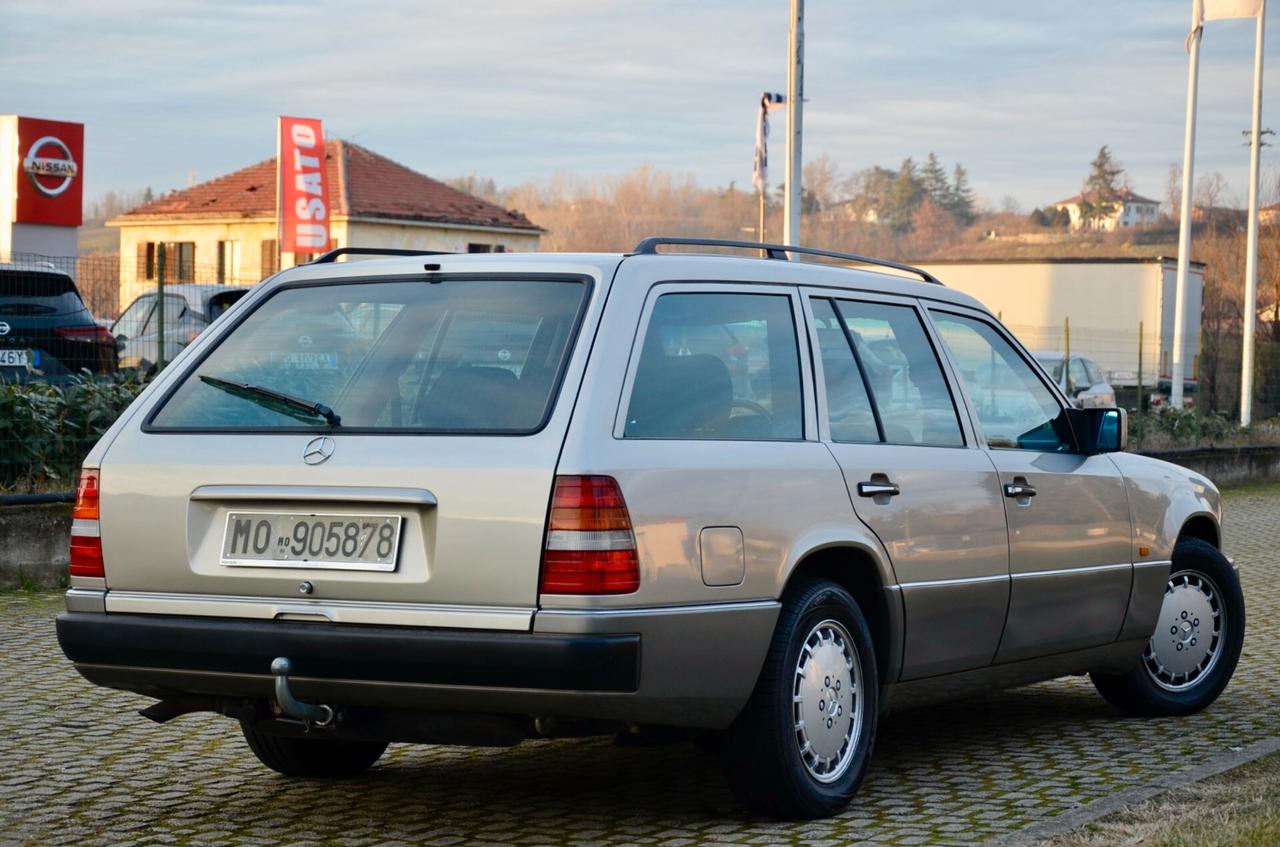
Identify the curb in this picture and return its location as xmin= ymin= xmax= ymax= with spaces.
xmin=995 ymin=734 xmax=1280 ymax=846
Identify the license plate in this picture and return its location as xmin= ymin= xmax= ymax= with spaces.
xmin=220 ymin=511 xmax=402 ymax=571
xmin=0 ymin=349 xmax=31 ymax=367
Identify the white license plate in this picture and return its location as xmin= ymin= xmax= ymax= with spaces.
xmin=0 ymin=349 xmax=30 ymax=367
xmin=220 ymin=511 xmax=402 ymax=572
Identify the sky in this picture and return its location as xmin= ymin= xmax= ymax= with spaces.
xmin=4 ymin=0 xmax=1279 ymax=211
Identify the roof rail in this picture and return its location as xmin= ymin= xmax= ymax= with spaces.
xmin=310 ymin=247 xmax=452 ymax=264
xmin=630 ymin=236 xmax=941 ymax=285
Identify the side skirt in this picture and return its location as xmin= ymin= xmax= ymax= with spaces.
xmin=880 ymin=637 xmax=1147 ymax=714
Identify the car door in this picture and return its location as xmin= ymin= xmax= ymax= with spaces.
xmin=803 ymin=291 xmax=1010 ymax=680
xmin=929 ymin=308 xmax=1133 ymax=663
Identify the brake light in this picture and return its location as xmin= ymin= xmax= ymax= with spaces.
xmin=69 ymin=468 xmax=104 ymax=578
xmin=540 ymin=475 xmax=639 ymax=595
xmin=56 ymin=325 xmax=115 ymax=344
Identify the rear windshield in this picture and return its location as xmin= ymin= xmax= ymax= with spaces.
xmin=149 ymin=277 xmax=589 ymax=433
xmin=0 ymin=271 xmax=85 ymax=316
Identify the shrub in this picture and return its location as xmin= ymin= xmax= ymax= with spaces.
xmin=0 ymin=374 xmax=146 ymax=491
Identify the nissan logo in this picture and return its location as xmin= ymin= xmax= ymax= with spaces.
xmin=22 ymin=135 xmax=78 ymax=198
xmin=302 ymin=435 xmax=335 ymax=465
xmin=0 ymin=322 xmax=9 ymax=336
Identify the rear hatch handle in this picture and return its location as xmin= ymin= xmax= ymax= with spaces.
xmin=190 ymin=485 xmax=437 ymax=507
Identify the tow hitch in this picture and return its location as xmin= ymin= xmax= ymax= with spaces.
xmin=270 ymin=657 xmax=334 ymax=728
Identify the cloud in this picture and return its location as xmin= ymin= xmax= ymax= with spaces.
xmin=2 ymin=0 xmax=1275 ymax=208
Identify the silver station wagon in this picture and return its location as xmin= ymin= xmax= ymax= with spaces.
xmin=57 ymin=239 xmax=1246 ymax=819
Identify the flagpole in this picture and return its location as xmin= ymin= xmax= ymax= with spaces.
xmin=1171 ymin=14 xmax=1203 ymax=410
xmin=1241 ymin=0 xmax=1266 ymax=426
xmin=783 ymin=0 xmax=804 ymax=248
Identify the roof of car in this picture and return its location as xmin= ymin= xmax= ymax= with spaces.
xmin=131 ymin=283 xmax=253 ymax=306
xmin=271 ymin=250 xmax=991 ymax=313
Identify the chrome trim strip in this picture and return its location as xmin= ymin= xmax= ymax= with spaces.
xmin=899 ymin=561 xmax=1141 ymax=591
xmin=190 ymin=485 xmax=438 ymax=507
xmin=536 ymin=599 xmax=780 ymax=619
xmin=64 ymin=588 xmax=107 ymax=614
xmin=1010 ymin=562 xmax=1132 ymax=580
xmin=898 ymin=574 xmax=1008 ymax=590
xmin=104 ymin=590 xmax=530 ymax=631
xmin=1135 ymin=559 xmax=1174 ymax=569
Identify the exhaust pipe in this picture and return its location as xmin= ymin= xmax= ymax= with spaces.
xmin=270 ymin=657 xmax=334 ymax=727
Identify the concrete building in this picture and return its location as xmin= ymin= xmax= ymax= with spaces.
xmin=911 ymin=257 xmax=1203 ymax=388
xmin=1052 ymin=188 xmax=1160 ymax=231
xmin=108 ymin=140 xmax=542 ymax=309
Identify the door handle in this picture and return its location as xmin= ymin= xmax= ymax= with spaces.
xmin=1003 ymin=481 xmax=1037 ymax=498
xmin=857 ymin=481 xmax=900 ymax=498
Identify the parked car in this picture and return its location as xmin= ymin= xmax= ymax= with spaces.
xmin=112 ymin=283 xmax=251 ymax=370
xmin=0 ymin=262 xmax=117 ymax=381
xmin=56 ymin=241 xmax=1245 ymax=819
xmin=1033 ymin=352 xmax=1117 ymax=409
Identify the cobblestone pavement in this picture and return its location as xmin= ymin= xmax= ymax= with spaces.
xmin=1 ymin=486 xmax=1277 ymax=847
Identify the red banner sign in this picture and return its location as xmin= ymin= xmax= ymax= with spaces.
xmin=278 ymin=116 xmax=330 ymax=253
xmin=15 ymin=117 xmax=84 ymax=227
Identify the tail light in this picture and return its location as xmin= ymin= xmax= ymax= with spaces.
xmin=69 ymin=468 xmax=105 ymax=578
xmin=540 ymin=475 xmax=639 ymax=595
xmin=56 ymin=325 xmax=116 ymax=344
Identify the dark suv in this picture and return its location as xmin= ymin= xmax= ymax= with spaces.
xmin=0 ymin=263 xmax=117 ymax=381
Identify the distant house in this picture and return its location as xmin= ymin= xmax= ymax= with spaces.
xmin=108 ymin=140 xmax=542 ymax=310
xmin=1051 ymin=188 xmax=1160 ymax=231
xmin=1260 ymin=202 xmax=1280 ymax=226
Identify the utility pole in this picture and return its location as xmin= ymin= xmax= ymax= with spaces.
xmin=1241 ymin=1 xmax=1267 ymax=426
xmin=783 ymin=0 xmax=804 ymax=248
xmin=1171 ymin=11 xmax=1202 ymax=410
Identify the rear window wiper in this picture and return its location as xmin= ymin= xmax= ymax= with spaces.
xmin=198 ymin=375 xmax=342 ymax=427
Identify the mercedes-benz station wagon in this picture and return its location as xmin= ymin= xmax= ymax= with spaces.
xmin=56 ymin=239 xmax=1245 ymax=819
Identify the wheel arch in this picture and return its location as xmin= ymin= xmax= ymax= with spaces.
xmin=781 ymin=541 xmax=903 ymax=685
xmin=1177 ymin=513 xmax=1220 ymax=549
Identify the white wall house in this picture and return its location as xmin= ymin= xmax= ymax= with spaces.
xmin=1052 ymin=189 xmax=1160 ymax=232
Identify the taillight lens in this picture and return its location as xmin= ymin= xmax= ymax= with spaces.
xmin=540 ymin=475 xmax=639 ymax=595
xmin=69 ymin=468 xmax=104 ymax=578
xmin=56 ymin=325 xmax=116 ymax=344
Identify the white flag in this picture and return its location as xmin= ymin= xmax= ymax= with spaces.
xmin=753 ymin=92 xmax=784 ymax=195
xmin=1199 ymin=0 xmax=1263 ymax=22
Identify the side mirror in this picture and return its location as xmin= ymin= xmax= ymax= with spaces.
xmin=1064 ymin=407 xmax=1127 ymax=454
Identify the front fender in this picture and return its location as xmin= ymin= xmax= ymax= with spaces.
xmin=1108 ymin=452 xmax=1221 ymax=561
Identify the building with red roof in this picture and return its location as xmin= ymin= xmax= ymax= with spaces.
xmin=108 ymin=140 xmax=541 ymax=307
xmin=1050 ymin=187 xmax=1160 ymax=232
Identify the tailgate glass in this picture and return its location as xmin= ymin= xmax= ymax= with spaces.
xmin=149 ymin=277 xmax=588 ymax=434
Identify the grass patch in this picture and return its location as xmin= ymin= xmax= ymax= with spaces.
xmin=1042 ymin=750 xmax=1280 ymax=847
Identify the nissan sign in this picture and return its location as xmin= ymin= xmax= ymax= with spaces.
xmin=13 ymin=117 xmax=83 ymax=227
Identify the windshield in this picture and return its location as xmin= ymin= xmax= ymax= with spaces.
xmin=149 ymin=277 xmax=588 ymax=433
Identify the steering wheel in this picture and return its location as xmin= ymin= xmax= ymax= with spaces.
xmin=731 ymin=398 xmax=773 ymax=422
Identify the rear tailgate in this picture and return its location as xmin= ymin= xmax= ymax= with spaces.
xmin=93 ymin=262 xmax=610 ymax=630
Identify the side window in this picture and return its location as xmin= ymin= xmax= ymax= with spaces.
xmin=931 ymin=312 xmax=1068 ymax=452
xmin=1085 ymin=359 xmax=1105 ymax=386
xmin=624 ymin=292 xmax=803 ymax=440
xmin=1069 ymin=357 xmax=1090 ymax=391
xmin=832 ymin=299 xmax=964 ymax=446
xmin=113 ymin=295 xmax=155 ymax=339
xmin=810 ymin=299 xmax=878 ymax=443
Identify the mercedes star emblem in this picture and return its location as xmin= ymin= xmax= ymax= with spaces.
xmin=302 ymin=435 xmax=336 ymax=465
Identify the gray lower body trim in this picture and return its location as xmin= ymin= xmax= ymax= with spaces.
xmin=1119 ymin=560 xmax=1173 ymax=640
xmin=884 ymin=637 xmax=1147 ymax=713
xmin=64 ymin=588 xmax=106 ymax=613
xmin=997 ymin=563 xmax=1132 ymax=663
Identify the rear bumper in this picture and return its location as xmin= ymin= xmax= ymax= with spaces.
xmin=57 ymin=612 xmax=639 ymax=693
xmin=56 ymin=599 xmax=780 ymax=729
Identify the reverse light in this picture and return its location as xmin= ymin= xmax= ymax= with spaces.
xmin=69 ymin=468 xmax=104 ymax=578
xmin=540 ymin=475 xmax=640 ymax=595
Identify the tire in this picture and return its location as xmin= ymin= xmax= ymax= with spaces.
xmin=1091 ymin=537 xmax=1245 ymax=717
xmin=241 ymin=723 xmax=387 ymax=778
xmin=720 ymin=577 xmax=879 ymax=819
